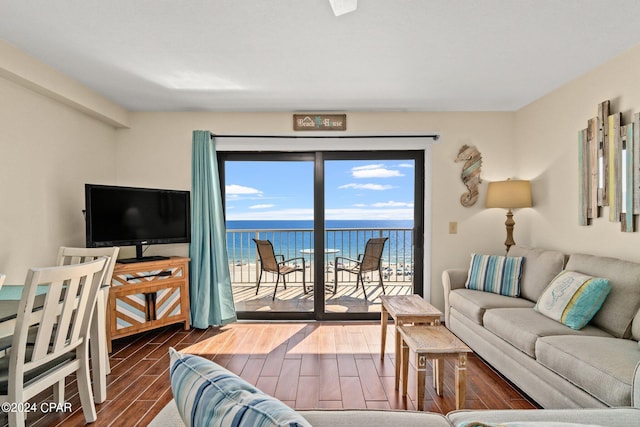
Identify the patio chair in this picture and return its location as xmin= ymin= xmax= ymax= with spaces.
xmin=253 ymin=239 xmax=306 ymax=300
xmin=334 ymin=237 xmax=388 ymax=300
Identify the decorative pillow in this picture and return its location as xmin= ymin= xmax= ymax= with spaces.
xmin=534 ymin=270 xmax=611 ymax=330
xmin=465 ymin=253 xmax=525 ymax=297
xmin=168 ymin=348 xmax=311 ymax=427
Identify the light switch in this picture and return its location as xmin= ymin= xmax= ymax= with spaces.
xmin=449 ymin=221 xmax=458 ymax=234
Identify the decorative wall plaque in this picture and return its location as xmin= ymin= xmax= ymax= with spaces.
xmin=293 ymin=114 xmax=346 ymax=131
xmin=455 ymin=144 xmax=483 ymax=207
xmin=579 ymin=99 xmax=639 ymax=232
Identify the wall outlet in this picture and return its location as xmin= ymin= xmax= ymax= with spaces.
xmin=449 ymin=221 xmax=458 ymax=234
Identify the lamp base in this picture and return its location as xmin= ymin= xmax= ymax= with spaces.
xmin=504 ymin=209 xmax=516 ymax=253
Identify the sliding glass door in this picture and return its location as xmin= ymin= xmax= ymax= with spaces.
xmin=219 ymin=150 xmax=424 ymax=321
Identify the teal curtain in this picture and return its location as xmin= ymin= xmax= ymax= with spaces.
xmin=189 ymin=130 xmax=237 ymax=328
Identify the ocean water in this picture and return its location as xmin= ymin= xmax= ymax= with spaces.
xmin=226 ymin=220 xmax=414 ymax=264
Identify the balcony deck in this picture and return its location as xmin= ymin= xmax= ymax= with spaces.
xmin=232 ymin=281 xmax=413 ymax=313
xmin=228 ymin=226 xmax=416 ymax=314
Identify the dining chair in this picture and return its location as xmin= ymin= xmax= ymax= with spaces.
xmin=56 ymin=246 xmax=119 ymax=403
xmin=253 ymin=239 xmax=306 ymax=300
xmin=334 ymin=237 xmax=388 ymax=300
xmin=0 ymin=257 xmax=107 ymax=427
xmin=0 ymin=274 xmax=5 ymax=290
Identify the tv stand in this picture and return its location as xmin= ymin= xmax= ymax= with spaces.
xmin=108 ymin=256 xmax=190 ymax=351
xmin=117 ymin=244 xmax=170 ymax=264
xmin=118 ymin=255 xmax=169 ymax=264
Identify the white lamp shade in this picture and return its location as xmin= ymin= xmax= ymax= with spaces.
xmin=485 ymin=180 xmax=532 ymax=209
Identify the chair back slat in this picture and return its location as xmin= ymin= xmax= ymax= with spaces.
xmin=12 ymin=258 xmax=107 ymax=375
xmin=56 ymin=246 xmax=119 ymax=286
xmin=360 ymin=237 xmax=388 ymax=272
xmin=0 ymin=274 xmax=5 ymax=289
xmin=253 ymin=239 xmax=279 ymax=272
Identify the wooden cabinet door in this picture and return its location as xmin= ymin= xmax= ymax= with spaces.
xmin=151 ymin=282 xmax=184 ymax=327
xmin=110 ymin=287 xmax=150 ymax=337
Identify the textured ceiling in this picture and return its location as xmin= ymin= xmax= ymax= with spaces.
xmin=2 ymin=0 xmax=640 ymax=112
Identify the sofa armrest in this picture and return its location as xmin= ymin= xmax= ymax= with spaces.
xmin=442 ymin=268 xmax=468 ymax=326
xmin=634 ymin=359 xmax=640 ymax=408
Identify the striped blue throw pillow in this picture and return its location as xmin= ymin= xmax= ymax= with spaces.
xmin=465 ymin=253 xmax=525 ymax=297
xmin=535 ymin=270 xmax=611 ymax=330
xmin=169 ymin=348 xmax=311 ymax=427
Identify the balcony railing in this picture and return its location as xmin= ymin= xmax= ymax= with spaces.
xmin=226 ymin=227 xmax=414 ymax=285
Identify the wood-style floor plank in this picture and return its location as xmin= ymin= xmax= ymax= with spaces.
xmin=7 ymin=321 xmax=536 ymax=427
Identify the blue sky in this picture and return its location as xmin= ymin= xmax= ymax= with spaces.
xmin=224 ymin=160 xmax=415 ymax=220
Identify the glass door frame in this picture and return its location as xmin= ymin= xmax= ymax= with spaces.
xmin=218 ymin=150 xmax=425 ymax=321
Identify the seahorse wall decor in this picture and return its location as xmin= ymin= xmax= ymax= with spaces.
xmin=455 ymin=144 xmax=483 ymax=207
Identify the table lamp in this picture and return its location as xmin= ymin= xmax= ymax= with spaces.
xmin=485 ymin=179 xmax=532 ymax=253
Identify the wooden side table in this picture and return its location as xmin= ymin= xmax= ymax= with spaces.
xmin=380 ymin=294 xmax=442 ymax=389
xmin=398 ymin=325 xmax=472 ymax=411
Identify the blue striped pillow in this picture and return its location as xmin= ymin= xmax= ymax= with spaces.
xmin=465 ymin=253 xmax=525 ymax=297
xmin=534 ymin=270 xmax=611 ymax=330
xmin=169 ymin=348 xmax=311 ymax=427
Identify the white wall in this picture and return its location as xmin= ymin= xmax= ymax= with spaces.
xmin=515 ymin=44 xmax=640 ymax=261
xmin=0 ymin=76 xmax=117 ymax=284
xmin=115 ymin=111 xmax=516 ymax=310
xmin=9 ymin=39 xmax=638 ymax=310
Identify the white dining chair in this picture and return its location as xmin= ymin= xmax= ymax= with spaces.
xmin=0 ymin=257 xmax=107 ymax=427
xmin=56 ymin=246 xmax=119 ymax=403
xmin=0 ymin=274 xmax=5 ymax=290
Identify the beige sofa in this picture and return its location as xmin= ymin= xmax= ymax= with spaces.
xmin=442 ymin=246 xmax=640 ymax=409
xmin=150 ymin=400 xmax=640 ymax=426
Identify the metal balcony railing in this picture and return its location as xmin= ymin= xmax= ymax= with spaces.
xmin=226 ymin=227 xmax=414 ymax=285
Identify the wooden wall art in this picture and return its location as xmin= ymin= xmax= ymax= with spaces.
xmin=579 ymin=99 xmax=639 ymax=232
xmin=455 ymin=144 xmax=482 ymax=207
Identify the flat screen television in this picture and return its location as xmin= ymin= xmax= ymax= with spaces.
xmin=85 ymin=184 xmax=191 ymax=263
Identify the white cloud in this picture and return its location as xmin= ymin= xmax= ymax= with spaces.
xmin=226 ymin=184 xmax=262 ymax=195
xmin=339 ymin=183 xmax=393 ymax=191
xmin=325 ymin=208 xmax=414 ymax=220
xmin=249 ymin=204 xmax=275 ymax=209
xmin=397 ymin=163 xmax=414 ymax=168
xmin=226 ymin=208 xmax=313 ymax=221
xmin=352 ymin=167 xmax=403 ymax=178
xmin=352 ymin=203 xmax=367 ymax=207
xmin=352 ymin=164 xmax=384 ymax=171
xmin=372 ymin=201 xmax=414 ymax=207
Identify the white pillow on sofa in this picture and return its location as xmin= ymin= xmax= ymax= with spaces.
xmin=534 ymin=270 xmax=611 ymax=330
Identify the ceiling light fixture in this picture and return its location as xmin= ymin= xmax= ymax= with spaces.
xmin=329 ymin=0 xmax=357 ymax=16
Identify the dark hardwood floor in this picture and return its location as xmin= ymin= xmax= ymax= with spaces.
xmin=14 ymin=321 xmax=537 ymax=426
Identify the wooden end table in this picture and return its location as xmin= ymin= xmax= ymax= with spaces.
xmin=398 ymin=325 xmax=472 ymax=411
xmin=380 ymin=294 xmax=442 ymax=390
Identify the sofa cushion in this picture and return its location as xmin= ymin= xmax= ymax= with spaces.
xmin=448 ymin=408 xmax=640 ymax=427
xmin=534 ymin=270 xmax=611 ymax=330
xmin=632 ymin=308 xmax=640 ymax=342
xmin=536 ymin=336 xmax=640 ymax=407
xmin=300 ymin=410 xmax=453 ymax=427
xmin=483 ymin=308 xmax=612 ymax=357
xmin=168 ymin=348 xmax=311 ymax=427
xmin=565 ymin=253 xmax=640 ymax=338
xmin=465 ymin=253 xmax=525 ymax=297
xmin=507 ymin=246 xmax=566 ymax=302
xmin=449 ymin=289 xmax=535 ymax=325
